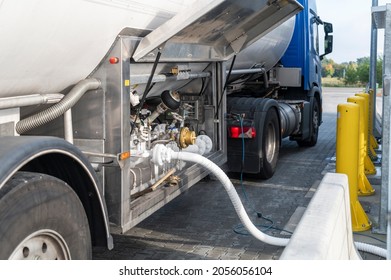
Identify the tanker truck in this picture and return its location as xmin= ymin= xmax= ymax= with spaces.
xmin=226 ymin=0 xmax=333 ymax=178
xmin=0 ymin=0 xmax=328 ymax=259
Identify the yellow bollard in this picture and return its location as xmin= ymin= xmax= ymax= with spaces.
xmin=369 ymin=138 xmax=378 ymax=158
xmin=361 ymin=90 xmax=378 ymax=160
xmin=356 ymin=93 xmax=377 ymax=172
xmin=347 ymin=96 xmax=375 ymax=196
xmin=368 ymin=89 xmax=379 ymax=150
xmin=336 ymin=103 xmax=371 ymax=231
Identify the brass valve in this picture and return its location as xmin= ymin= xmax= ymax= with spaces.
xmin=178 ymin=127 xmax=196 ymax=148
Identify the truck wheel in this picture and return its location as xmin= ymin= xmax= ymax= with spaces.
xmin=259 ymin=109 xmax=280 ymax=179
xmin=0 ymin=172 xmax=91 ymax=260
xmin=297 ymin=99 xmax=319 ymax=147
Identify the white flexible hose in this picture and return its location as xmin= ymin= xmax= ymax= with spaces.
xmin=168 ymin=148 xmax=289 ymax=246
xmin=354 ymin=241 xmax=387 ymax=259
xmin=152 ymin=145 xmax=387 ymax=256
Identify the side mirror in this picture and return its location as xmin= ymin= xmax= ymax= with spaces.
xmin=320 ymin=35 xmax=333 ymax=60
xmin=324 ymin=22 xmax=333 ymax=35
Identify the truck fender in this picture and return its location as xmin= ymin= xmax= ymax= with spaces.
xmin=227 ymin=97 xmax=281 ymax=176
xmin=227 ymin=97 xmax=281 ymax=145
xmin=0 ymin=136 xmax=113 ymax=250
xmin=308 ymin=85 xmax=322 ymax=125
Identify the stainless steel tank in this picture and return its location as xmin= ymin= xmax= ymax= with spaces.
xmin=0 ymin=0 xmax=196 ymax=97
xmin=0 ymin=0 xmax=295 ymax=98
xmin=232 ymin=17 xmax=295 ymax=71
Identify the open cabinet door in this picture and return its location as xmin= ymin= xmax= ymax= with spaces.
xmin=133 ymin=0 xmax=303 ymax=62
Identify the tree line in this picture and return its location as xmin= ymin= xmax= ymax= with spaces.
xmin=321 ymin=57 xmax=383 ymax=87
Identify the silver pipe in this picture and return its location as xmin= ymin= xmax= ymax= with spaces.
xmin=186 ymin=72 xmax=211 ymax=79
xmin=374 ymin=5 xmax=391 ymax=243
xmin=384 ymin=74 xmax=391 ymax=257
xmin=129 ymin=168 xmax=137 ymax=188
xmin=82 ymin=151 xmax=117 ymax=159
xmin=388 ymin=211 xmax=391 ymax=259
xmin=263 ymin=71 xmax=269 ymax=89
xmin=370 ymin=0 xmax=379 ymax=136
xmin=228 ymin=68 xmax=265 ymax=75
xmin=381 ymin=75 xmax=391 ymax=237
xmin=130 ymin=74 xmax=166 ymax=84
xmin=64 ymin=109 xmax=73 ymax=144
xmin=129 ymin=72 xmax=211 ymax=84
xmin=0 ymin=93 xmax=64 ymax=110
xmin=16 ymin=79 xmax=101 ymax=134
xmin=382 ymin=3 xmax=391 ymax=260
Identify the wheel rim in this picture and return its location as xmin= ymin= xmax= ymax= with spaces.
xmin=9 ymin=229 xmax=71 ymax=260
xmin=265 ymin=122 xmax=277 ymax=163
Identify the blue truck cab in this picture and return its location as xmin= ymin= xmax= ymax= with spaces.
xmin=281 ymin=0 xmax=333 ymax=125
xmin=227 ymin=0 xmax=333 ymax=179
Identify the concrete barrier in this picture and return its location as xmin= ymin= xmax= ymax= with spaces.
xmin=280 ymin=173 xmax=361 ymax=259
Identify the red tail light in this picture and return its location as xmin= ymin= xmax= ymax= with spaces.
xmin=229 ymin=126 xmax=256 ymax=138
xmin=230 ymin=127 xmax=240 ymax=138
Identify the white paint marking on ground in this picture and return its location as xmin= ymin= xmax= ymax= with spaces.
xmin=305 ymin=180 xmax=321 ymax=198
xmin=231 ymin=179 xmax=308 ymax=192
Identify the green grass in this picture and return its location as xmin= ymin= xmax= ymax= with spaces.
xmin=322 ymin=77 xmax=362 ymax=87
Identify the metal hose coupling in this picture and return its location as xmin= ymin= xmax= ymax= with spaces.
xmin=16 ymin=78 xmax=101 ymax=134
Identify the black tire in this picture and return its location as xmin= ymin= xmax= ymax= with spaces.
xmin=259 ymin=109 xmax=280 ymax=179
xmin=0 ymin=172 xmax=91 ymax=260
xmin=297 ymin=99 xmax=319 ymax=147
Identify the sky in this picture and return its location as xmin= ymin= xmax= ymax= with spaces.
xmin=317 ymin=0 xmax=389 ymax=63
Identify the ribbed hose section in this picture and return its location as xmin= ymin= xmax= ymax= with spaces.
xmin=16 ymin=78 xmax=101 ymax=134
xmin=355 ymin=242 xmax=387 ymax=259
xmin=171 ymin=150 xmax=289 ymax=246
